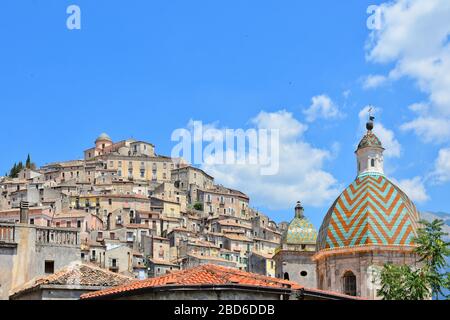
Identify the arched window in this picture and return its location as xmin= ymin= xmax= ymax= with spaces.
xmin=371 ymin=158 xmax=375 ymax=167
xmin=284 ymin=272 xmax=290 ymax=280
xmin=343 ymin=271 xmax=357 ymax=296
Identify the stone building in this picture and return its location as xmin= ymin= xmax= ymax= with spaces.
xmin=80 ymin=264 xmax=362 ymax=301
xmin=9 ymin=262 xmax=132 ymax=300
xmin=0 ymin=220 xmax=80 ymax=300
xmin=273 ymin=202 xmax=317 ymax=288
xmin=313 ymin=116 xmax=421 ymax=299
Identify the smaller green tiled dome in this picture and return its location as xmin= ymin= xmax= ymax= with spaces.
xmin=283 ymin=202 xmax=318 ymax=245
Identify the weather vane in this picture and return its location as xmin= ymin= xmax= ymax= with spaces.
xmin=366 ymin=105 xmax=375 ymax=131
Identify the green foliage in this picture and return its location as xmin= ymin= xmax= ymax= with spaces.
xmin=415 ymin=219 xmax=450 ymax=299
xmin=8 ymin=154 xmax=36 ymax=178
xmin=378 ymin=264 xmax=430 ymax=300
xmin=193 ymin=202 xmax=203 ymax=211
xmin=377 ymin=219 xmax=450 ymax=300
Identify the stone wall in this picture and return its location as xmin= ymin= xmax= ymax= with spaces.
xmin=0 ymin=224 xmax=80 ymax=300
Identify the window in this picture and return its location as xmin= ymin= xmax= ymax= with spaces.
xmin=67 ymin=221 xmax=71 ymax=228
xmin=371 ymin=159 xmax=375 ymax=167
xmin=29 ymin=218 xmax=35 ymax=225
xmin=110 ymin=232 xmax=115 ymax=240
xmin=77 ymin=220 xmax=81 ymax=228
xmin=45 ymin=260 xmax=55 ymax=274
xmin=343 ymin=271 xmax=357 ymax=296
xmin=108 ymin=199 xmax=112 ymax=205
xmin=300 ymin=271 xmax=308 ymax=277
xmin=284 ymin=272 xmax=290 ymax=280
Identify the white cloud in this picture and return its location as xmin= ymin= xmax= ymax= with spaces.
xmin=431 ymin=148 xmax=450 ymax=184
xmin=366 ymin=0 xmax=450 ymax=143
xmin=391 ymin=176 xmax=430 ymax=203
xmin=303 ymin=95 xmax=341 ymax=122
xmin=358 ymin=106 xmax=401 ymax=158
xmin=400 ymin=116 xmax=450 ymax=143
xmin=199 ymin=110 xmax=341 ymax=210
xmin=362 ymin=74 xmax=388 ymax=89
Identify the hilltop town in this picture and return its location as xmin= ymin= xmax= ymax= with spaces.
xmin=0 ymin=133 xmax=293 ymax=299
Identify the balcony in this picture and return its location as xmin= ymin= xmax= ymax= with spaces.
xmin=0 ymin=224 xmax=16 ymax=247
xmin=35 ymin=227 xmax=79 ymax=246
xmin=109 ymin=266 xmax=119 ymax=272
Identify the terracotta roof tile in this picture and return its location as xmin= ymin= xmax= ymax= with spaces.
xmin=11 ymin=263 xmax=133 ymax=297
xmin=81 ymin=264 xmax=300 ymax=299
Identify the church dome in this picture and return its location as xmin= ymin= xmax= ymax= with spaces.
xmin=357 ymin=131 xmax=383 ymax=150
xmin=96 ymin=133 xmax=112 ymax=143
xmin=283 ymin=202 xmax=318 ymax=245
xmin=316 ymin=173 xmax=421 ymax=251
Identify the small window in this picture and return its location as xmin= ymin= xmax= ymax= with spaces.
xmin=45 ymin=260 xmax=55 ymax=274
xmin=300 ymin=271 xmax=308 ymax=277
xmin=284 ymin=272 xmax=290 ymax=280
xmin=371 ymin=159 xmax=375 ymax=167
xmin=77 ymin=220 xmax=81 ymax=228
xmin=29 ymin=218 xmax=35 ymax=225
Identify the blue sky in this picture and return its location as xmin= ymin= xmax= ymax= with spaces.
xmin=1 ymin=0 xmax=449 ymax=227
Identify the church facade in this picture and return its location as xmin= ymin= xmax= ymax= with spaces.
xmin=276 ymin=116 xmax=421 ymax=299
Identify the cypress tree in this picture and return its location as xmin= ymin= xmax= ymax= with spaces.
xmin=26 ymin=154 xmax=31 ymax=169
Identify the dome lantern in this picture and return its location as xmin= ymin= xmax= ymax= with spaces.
xmin=295 ymin=201 xmax=304 ymax=219
xmin=356 ymin=113 xmax=385 ymax=177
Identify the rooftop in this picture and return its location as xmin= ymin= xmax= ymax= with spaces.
xmin=80 ymin=264 xmax=364 ymax=300
xmin=10 ymin=262 xmax=133 ymax=299
xmin=81 ymin=264 xmax=300 ymax=299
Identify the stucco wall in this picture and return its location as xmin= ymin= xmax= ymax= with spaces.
xmin=115 ymin=289 xmax=285 ymax=300
xmin=316 ymin=250 xmax=419 ymax=299
xmin=274 ymin=251 xmax=317 ymax=288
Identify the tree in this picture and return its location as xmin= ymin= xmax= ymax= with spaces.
xmin=377 ymin=219 xmax=450 ymax=300
xmin=414 ymin=219 xmax=450 ymax=299
xmin=378 ymin=264 xmax=430 ymax=300
xmin=26 ymin=154 xmax=31 ymax=169
xmin=193 ymin=202 xmax=203 ymax=211
xmin=8 ymin=163 xmax=18 ymax=178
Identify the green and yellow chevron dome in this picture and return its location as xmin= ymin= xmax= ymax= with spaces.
xmin=317 ymin=173 xmax=421 ymax=251
xmin=284 ymin=217 xmax=318 ymax=245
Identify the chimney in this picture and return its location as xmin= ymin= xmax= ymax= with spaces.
xmin=19 ymin=201 xmax=29 ymax=224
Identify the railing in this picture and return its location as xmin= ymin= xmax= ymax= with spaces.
xmin=0 ymin=224 xmax=15 ymax=243
xmin=35 ymin=227 xmax=79 ymax=246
